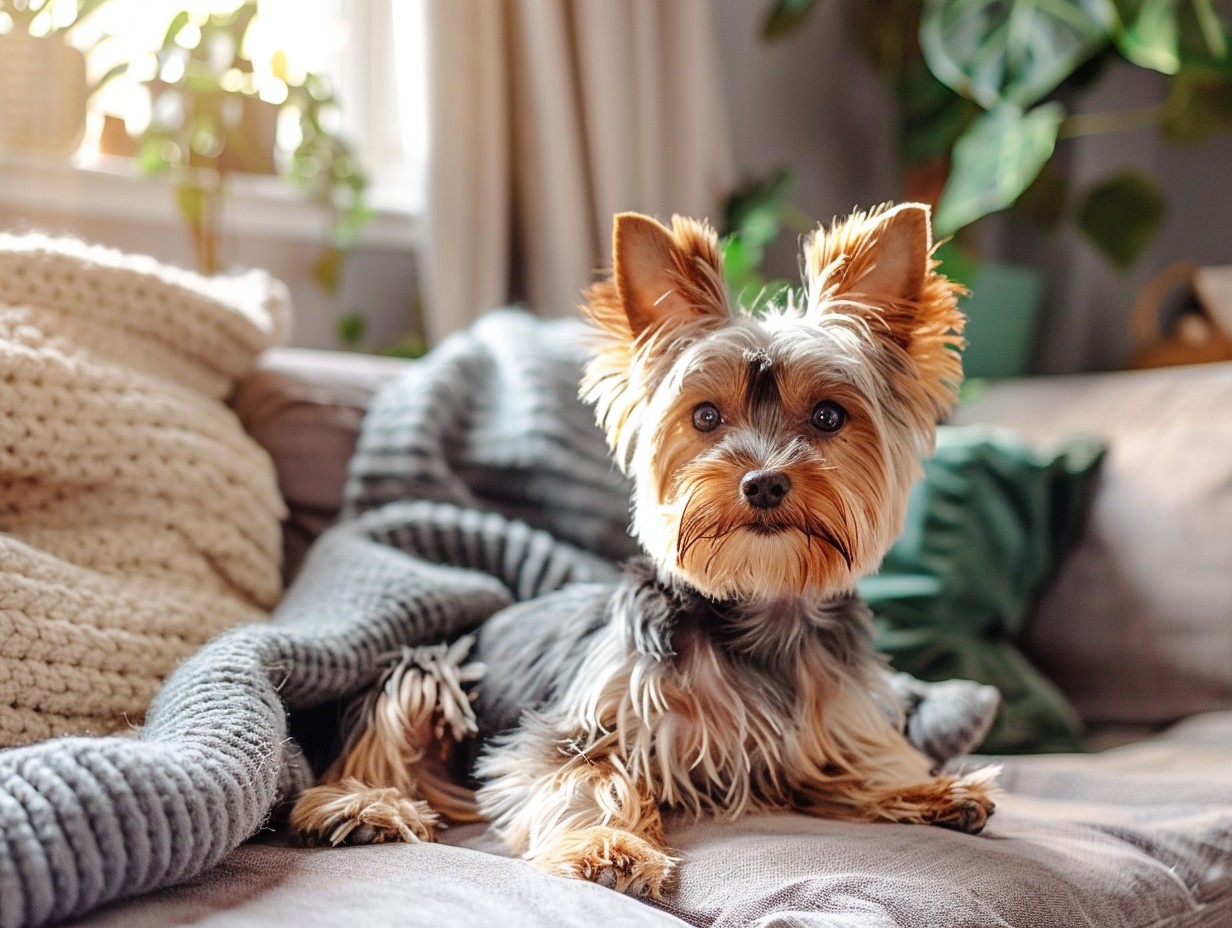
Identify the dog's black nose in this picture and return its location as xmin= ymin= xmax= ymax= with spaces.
xmin=741 ymin=469 xmax=791 ymax=509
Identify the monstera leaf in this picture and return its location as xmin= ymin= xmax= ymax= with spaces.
xmin=921 ymin=0 xmax=1116 ymax=108
xmin=934 ymin=102 xmax=1066 ymax=236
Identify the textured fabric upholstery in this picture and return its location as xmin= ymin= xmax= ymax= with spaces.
xmin=0 ymin=234 xmax=287 ymax=747
xmin=952 ymin=362 xmax=1232 ymax=727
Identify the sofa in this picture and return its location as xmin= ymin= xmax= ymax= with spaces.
xmin=55 ymin=340 xmax=1232 ymax=927
xmin=1 ymin=248 xmax=1230 ymax=926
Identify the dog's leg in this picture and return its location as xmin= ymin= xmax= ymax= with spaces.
xmin=864 ymin=762 xmax=999 ymax=834
xmin=290 ymin=638 xmax=483 ymax=846
xmin=795 ymin=687 xmax=999 ymax=834
xmin=290 ymin=776 xmax=440 ymax=846
xmin=477 ymin=727 xmax=677 ymax=898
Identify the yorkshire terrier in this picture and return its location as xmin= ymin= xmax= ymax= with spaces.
xmin=290 ymin=203 xmax=999 ymax=897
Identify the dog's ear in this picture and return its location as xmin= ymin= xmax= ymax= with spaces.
xmin=603 ymin=212 xmax=728 ymax=338
xmin=803 ymin=203 xmax=966 ymax=418
xmin=845 ymin=204 xmax=930 ymax=304
xmin=803 ymin=203 xmax=932 ymax=316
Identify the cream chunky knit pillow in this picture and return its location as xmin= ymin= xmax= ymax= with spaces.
xmin=0 ymin=234 xmax=288 ymax=747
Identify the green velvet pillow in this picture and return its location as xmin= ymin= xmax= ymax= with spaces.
xmin=860 ymin=425 xmax=1106 ymax=754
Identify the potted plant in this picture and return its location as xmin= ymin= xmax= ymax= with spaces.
xmin=0 ymin=0 xmax=121 ymax=156
xmin=109 ymin=2 xmax=369 ymax=282
xmin=737 ymin=0 xmax=1232 ymax=376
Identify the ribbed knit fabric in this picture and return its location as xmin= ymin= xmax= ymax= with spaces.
xmin=0 ymin=309 xmax=629 ymax=928
xmin=0 ymin=234 xmax=288 ymax=747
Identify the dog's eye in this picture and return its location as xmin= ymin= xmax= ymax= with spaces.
xmin=810 ymin=400 xmax=847 ymax=433
xmin=692 ymin=402 xmax=722 ymax=432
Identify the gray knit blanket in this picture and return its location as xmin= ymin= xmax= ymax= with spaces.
xmin=0 ymin=310 xmax=993 ymax=928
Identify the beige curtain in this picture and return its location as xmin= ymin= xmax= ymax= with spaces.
xmin=423 ymin=0 xmax=735 ymax=342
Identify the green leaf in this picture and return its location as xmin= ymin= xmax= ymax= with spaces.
xmin=1112 ymin=0 xmax=1232 ymax=74
xmin=160 ymin=10 xmax=190 ymax=52
xmin=1184 ymin=0 xmax=1232 ymax=68
xmin=1076 ymin=169 xmax=1166 ymax=269
xmin=761 ymin=0 xmax=824 ymax=41
xmin=899 ymin=63 xmax=982 ymax=165
xmin=1112 ymin=0 xmax=1181 ymax=71
xmin=721 ymin=168 xmax=794 ymax=245
xmin=134 ymin=135 xmax=172 ymax=175
xmin=740 ymin=278 xmax=799 ymax=316
xmin=932 ymin=239 xmax=981 ymax=289
xmin=720 ymin=234 xmax=765 ymax=300
xmin=921 ymin=0 xmax=1116 ymax=109
xmin=175 ymin=183 xmax=208 ymax=223
xmin=336 ymin=311 xmax=366 ymax=347
xmin=934 ymin=102 xmax=1066 ymax=236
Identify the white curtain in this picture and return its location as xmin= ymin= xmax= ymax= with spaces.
xmin=422 ymin=0 xmax=736 ymax=343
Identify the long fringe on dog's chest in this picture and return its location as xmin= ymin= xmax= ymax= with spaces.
xmin=559 ymin=564 xmax=891 ymax=818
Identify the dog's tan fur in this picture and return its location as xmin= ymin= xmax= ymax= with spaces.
xmin=291 ymin=205 xmax=996 ymax=898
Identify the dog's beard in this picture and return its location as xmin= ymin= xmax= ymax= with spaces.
xmin=642 ymin=481 xmax=867 ymax=601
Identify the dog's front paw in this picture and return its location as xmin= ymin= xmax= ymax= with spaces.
xmin=290 ymin=777 xmax=439 ymax=847
xmin=529 ymin=826 xmax=677 ymax=898
xmin=925 ymin=766 xmax=1000 ymax=835
xmin=865 ymin=765 xmax=999 ymax=835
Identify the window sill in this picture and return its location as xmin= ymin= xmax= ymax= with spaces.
xmin=0 ymin=150 xmax=420 ymax=253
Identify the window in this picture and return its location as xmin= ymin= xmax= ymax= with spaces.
xmin=1 ymin=0 xmax=425 ymax=220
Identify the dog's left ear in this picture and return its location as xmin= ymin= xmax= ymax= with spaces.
xmin=803 ymin=203 xmax=933 ymax=321
xmin=803 ymin=203 xmax=965 ymax=416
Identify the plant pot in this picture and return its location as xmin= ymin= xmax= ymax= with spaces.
xmin=959 ymin=261 xmax=1044 ymax=379
xmin=218 ymin=95 xmax=278 ymax=175
xmin=0 ymin=31 xmax=87 ymax=157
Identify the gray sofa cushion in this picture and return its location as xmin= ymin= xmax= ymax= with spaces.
xmin=69 ymin=713 xmax=1232 ymax=927
xmin=952 ymin=361 xmax=1232 ymax=728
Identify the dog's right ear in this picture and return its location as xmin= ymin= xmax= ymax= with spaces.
xmin=608 ymin=213 xmax=729 ymax=338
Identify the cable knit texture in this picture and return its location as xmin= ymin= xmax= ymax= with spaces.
xmin=0 ymin=234 xmax=289 ymax=747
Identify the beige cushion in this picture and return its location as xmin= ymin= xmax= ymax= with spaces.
xmin=952 ymin=362 xmax=1232 ymax=727
xmin=0 ymin=235 xmax=287 ymax=746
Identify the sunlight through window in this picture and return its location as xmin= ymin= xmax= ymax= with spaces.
xmin=30 ymin=0 xmax=427 ymax=214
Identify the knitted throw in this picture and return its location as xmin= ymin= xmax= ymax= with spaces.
xmin=0 ymin=234 xmax=288 ymax=746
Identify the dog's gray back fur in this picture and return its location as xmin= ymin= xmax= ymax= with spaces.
xmin=470 ymin=557 xmax=997 ymax=769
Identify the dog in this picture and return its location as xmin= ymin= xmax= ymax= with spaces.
xmin=289 ymin=204 xmax=999 ymax=898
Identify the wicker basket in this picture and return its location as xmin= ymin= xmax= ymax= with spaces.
xmin=0 ymin=30 xmax=87 ymax=156
xmin=1129 ymin=260 xmax=1232 ymax=369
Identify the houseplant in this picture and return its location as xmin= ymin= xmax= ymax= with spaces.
xmin=763 ymin=0 xmax=1232 ymax=266
xmin=116 ymin=2 xmax=369 ymax=282
xmin=737 ymin=0 xmax=1232 ymax=375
